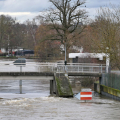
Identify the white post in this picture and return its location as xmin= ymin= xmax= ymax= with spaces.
xmin=101 ymin=64 xmax=102 ymax=73
xmin=106 ymin=55 xmax=110 ymax=73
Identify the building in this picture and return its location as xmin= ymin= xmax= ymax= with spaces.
xmin=69 ymin=53 xmax=110 ymax=73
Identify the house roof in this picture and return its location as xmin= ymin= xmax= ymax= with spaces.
xmin=69 ymin=53 xmax=107 ymax=60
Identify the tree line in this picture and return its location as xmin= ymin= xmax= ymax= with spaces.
xmin=0 ymin=15 xmax=38 ymax=53
xmin=0 ymin=0 xmax=120 ymax=70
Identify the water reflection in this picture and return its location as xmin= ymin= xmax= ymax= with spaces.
xmin=0 ymin=79 xmax=50 ymax=94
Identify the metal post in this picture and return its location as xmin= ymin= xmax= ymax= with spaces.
xmin=101 ymin=64 xmax=102 ymax=73
xmin=8 ymin=35 xmax=9 ymax=56
xmin=19 ymin=80 xmax=22 ymax=94
xmin=52 ymin=66 xmax=53 ymax=72
xmin=65 ymin=42 xmax=66 ymax=63
xmin=19 ymin=65 xmax=22 ymax=94
xmin=65 ymin=42 xmax=67 ymax=73
xmin=50 ymin=80 xmax=53 ymax=95
xmin=20 ymin=66 xmax=22 ymax=72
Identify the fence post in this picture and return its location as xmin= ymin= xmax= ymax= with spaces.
xmin=19 ymin=80 xmax=22 ymax=94
xmin=82 ymin=65 xmax=83 ymax=72
xmin=39 ymin=66 xmax=40 ymax=73
xmin=101 ymin=65 xmax=102 ymax=73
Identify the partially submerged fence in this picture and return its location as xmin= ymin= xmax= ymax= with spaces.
xmin=0 ymin=62 xmax=106 ymax=73
xmin=56 ymin=63 xmax=106 ymax=73
xmin=102 ymin=73 xmax=120 ymax=90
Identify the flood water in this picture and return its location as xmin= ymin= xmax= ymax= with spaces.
xmin=0 ymin=59 xmax=120 ymax=120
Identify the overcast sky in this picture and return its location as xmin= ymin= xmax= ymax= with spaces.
xmin=0 ymin=0 xmax=119 ymax=23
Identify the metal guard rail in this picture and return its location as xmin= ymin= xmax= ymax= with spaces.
xmin=0 ymin=62 xmax=106 ymax=73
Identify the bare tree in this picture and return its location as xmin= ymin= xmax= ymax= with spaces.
xmin=23 ymin=19 xmax=38 ymax=49
xmin=35 ymin=24 xmax=62 ymax=61
xmin=91 ymin=5 xmax=120 ymax=69
xmin=38 ymin=0 xmax=87 ymax=62
xmin=9 ymin=23 xmax=26 ymax=54
xmin=0 ymin=15 xmax=15 ymax=50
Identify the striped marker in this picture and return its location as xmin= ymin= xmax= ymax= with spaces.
xmin=80 ymin=92 xmax=92 ymax=100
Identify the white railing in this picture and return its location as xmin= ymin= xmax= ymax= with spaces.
xmin=0 ymin=62 xmax=106 ymax=73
